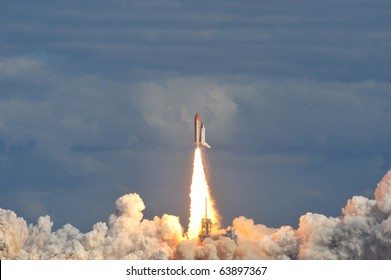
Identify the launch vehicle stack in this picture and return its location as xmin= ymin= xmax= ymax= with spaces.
xmin=193 ymin=113 xmax=238 ymax=245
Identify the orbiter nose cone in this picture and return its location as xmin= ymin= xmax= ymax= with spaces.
xmin=195 ymin=113 xmax=201 ymax=121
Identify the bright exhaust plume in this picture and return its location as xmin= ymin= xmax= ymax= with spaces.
xmin=187 ymin=148 xmax=220 ymax=239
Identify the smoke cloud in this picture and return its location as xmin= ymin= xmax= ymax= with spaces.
xmin=2 ymin=171 xmax=391 ymax=259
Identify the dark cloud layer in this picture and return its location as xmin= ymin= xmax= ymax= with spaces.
xmin=2 ymin=1 xmax=390 ymax=80
xmin=0 ymin=1 xmax=391 ymax=232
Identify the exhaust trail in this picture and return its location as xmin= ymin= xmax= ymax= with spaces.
xmin=187 ymin=148 xmax=220 ymax=240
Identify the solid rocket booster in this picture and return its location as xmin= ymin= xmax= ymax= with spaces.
xmin=194 ymin=113 xmax=211 ymax=148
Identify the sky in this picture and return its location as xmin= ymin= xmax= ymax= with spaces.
xmin=1 ymin=0 xmax=391 ymax=233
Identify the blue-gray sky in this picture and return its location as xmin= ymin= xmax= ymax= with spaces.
xmin=1 ymin=0 xmax=391 ymax=232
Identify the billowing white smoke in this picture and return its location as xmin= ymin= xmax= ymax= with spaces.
xmin=0 ymin=209 xmax=29 ymax=259
xmin=0 ymin=194 xmax=183 ymax=259
xmin=2 ymin=170 xmax=391 ymax=259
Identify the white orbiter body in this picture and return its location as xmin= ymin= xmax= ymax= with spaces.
xmin=194 ymin=113 xmax=211 ymax=148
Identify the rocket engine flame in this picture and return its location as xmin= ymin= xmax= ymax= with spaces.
xmin=187 ymin=148 xmax=220 ymax=239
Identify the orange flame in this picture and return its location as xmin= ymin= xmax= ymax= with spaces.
xmin=187 ymin=148 xmax=220 ymax=239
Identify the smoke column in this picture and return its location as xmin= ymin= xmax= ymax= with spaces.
xmin=187 ymin=148 xmax=220 ymax=239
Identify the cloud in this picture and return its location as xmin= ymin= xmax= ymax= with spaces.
xmin=375 ymin=170 xmax=391 ymax=214
xmin=0 ymin=57 xmax=45 ymax=77
xmin=1 ymin=193 xmax=184 ymax=259
xmin=139 ymin=77 xmax=239 ymax=148
xmin=2 ymin=1 xmax=390 ymax=80
xmin=2 ymin=169 xmax=391 ymax=259
xmin=0 ymin=209 xmax=29 ymax=259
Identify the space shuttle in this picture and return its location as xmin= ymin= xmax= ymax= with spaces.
xmin=194 ymin=113 xmax=211 ymax=148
